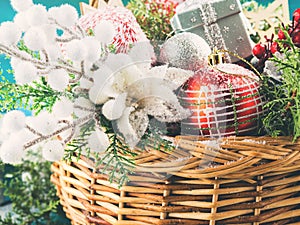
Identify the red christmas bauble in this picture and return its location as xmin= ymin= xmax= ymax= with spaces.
xmin=78 ymin=6 xmax=148 ymax=53
xmin=178 ymin=64 xmax=264 ymax=137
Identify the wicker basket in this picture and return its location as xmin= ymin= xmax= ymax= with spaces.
xmin=51 ymin=136 xmax=300 ymax=225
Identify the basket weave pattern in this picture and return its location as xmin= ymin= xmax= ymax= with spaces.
xmin=51 ymin=136 xmax=300 ymax=225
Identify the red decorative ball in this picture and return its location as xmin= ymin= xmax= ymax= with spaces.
xmin=178 ymin=64 xmax=264 ymax=137
xmin=78 ymin=6 xmax=148 ymax=53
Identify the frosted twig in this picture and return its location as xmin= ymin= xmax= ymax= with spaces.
xmin=24 ymin=113 xmax=94 ymax=149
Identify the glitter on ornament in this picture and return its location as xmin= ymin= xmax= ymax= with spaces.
xmin=178 ymin=63 xmax=264 ymax=137
xmin=159 ymin=32 xmax=211 ymax=71
xmin=78 ymin=6 xmax=148 ymax=53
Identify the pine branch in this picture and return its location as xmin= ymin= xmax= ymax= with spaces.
xmin=0 ymin=75 xmax=63 ymax=114
xmin=261 ymin=36 xmax=300 ymax=140
xmin=95 ymin=134 xmax=136 ymax=187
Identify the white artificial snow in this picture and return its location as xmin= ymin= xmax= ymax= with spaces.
xmin=42 ymin=140 xmax=65 ymax=161
xmin=23 ymin=26 xmax=48 ymax=51
xmin=47 ymin=69 xmax=69 ymax=91
xmin=0 ymin=136 xmax=25 ymax=164
xmin=52 ymin=97 xmax=74 ymax=118
xmin=13 ymin=61 xmax=38 ymax=84
xmin=10 ymin=0 xmax=34 ymax=12
xmin=0 ymin=22 xmax=22 ymax=46
xmin=2 ymin=110 xmax=26 ymax=133
xmin=65 ymin=39 xmax=87 ymax=61
xmin=26 ymin=4 xmax=48 ymax=26
xmin=50 ymin=4 xmax=78 ymax=27
xmin=94 ymin=20 xmax=115 ymax=44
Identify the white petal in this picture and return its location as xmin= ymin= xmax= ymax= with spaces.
xmin=164 ymin=67 xmax=194 ymax=89
xmin=102 ymin=93 xmax=127 ymax=120
xmin=89 ymin=84 xmax=110 ymax=105
xmin=135 ymin=62 xmax=151 ymax=73
xmin=117 ymin=107 xmax=139 ymax=148
xmin=141 ymin=97 xmax=191 ymax=122
xmin=88 ymin=129 xmax=110 ymax=152
xmin=112 ymin=65 xmax=143 ymax=93
xmin=146 ymin=65 xmax=168 ymax=78
xmin=88 ymin=72 xmax=118 ymax=105
xmin=120 ymin=64 xmax=143 ymax=84
xmin=151 ymin=84 xmax=179 ymax=103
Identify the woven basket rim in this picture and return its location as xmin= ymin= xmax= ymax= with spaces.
xmin=70 ymin=135 xmax=300 ymax=180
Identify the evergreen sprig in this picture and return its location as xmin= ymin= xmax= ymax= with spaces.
xmin=0 ymin=75 xmax=64 ymax=114
xmin=139 ymin=122 xmax=175 ymax=152
xmin=64 ymin=117 xmax=137 ymax=187
xmin=261 ymin=30 xmax=300 ymax=140
xmin=127 ymin=0 xmax=177 ymax=42
xmin=96 ymin=134 xmax=136 ymax=187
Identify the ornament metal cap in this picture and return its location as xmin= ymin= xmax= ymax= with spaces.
xmin=208 ymin=48 xmax=225 ymax=66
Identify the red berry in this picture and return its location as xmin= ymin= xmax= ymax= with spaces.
xmin=278 ymin=29 xmax=286 ymax=40
xmin=292 ymin=31 xmax=300 ymax=47
xmin=291 ymin=28 xmax=300 ymax=36
xmin=270 ymin=42 xmax=279 ymax=54
xmin=293 ymin=8 xmax=300 ymax=25
xmin=252 ymin=43 xmax=266 ymax=59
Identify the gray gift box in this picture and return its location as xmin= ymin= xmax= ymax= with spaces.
xmin=171 ymin=0 xmax=253 ymax=62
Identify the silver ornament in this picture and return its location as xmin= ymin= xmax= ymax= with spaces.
xmin=159 ymin=32 xmax=211 ymax=71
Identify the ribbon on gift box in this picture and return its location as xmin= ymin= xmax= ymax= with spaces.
xmin=198 ymin=2 xmax=230 ymax=62
xmin=171 ymin=0 xmax=253 ymax=63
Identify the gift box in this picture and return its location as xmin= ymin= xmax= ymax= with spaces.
xmin=171 ymin=0 xmax=253 ymax=62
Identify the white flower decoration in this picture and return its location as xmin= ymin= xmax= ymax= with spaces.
xmin=88 ymin=46 xmax=193 ymax=147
